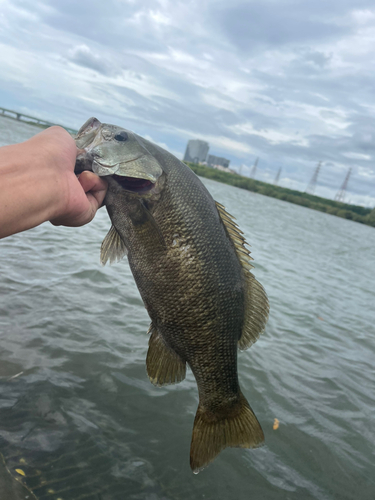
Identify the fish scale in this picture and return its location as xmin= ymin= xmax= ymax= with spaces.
xmin=75 ymin=117 xmax=269 ymax=473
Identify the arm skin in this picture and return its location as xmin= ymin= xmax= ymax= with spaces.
xmin=0 ymin=126 xmax=108 ymax=239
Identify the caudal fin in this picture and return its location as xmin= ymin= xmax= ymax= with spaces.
xmin=190 ymin=392 xmax=264 ymax=473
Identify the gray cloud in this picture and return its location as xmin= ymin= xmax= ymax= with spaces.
xmin=0 ymin=0 xmax=375 ymax=206
xmin=217 ymin=7 xmax=342 ymax=51
xmin=213 ymin=0 xmax=374 ymax=50
xmin=67 ymin=45 xmax=117 ymax=76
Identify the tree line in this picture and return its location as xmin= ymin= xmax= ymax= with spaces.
xmin=186 ymin=162 xmax=375 ymax=227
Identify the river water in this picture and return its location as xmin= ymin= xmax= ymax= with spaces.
xmin=0 ymin=116 xmax=374 ymax=499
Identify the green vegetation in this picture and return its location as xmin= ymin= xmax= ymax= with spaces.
xmin=186 ymin=162 xmax=375 ymax=227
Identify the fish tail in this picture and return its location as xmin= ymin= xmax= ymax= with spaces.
xmin=190 ymin=392 xmax=264 ymax=473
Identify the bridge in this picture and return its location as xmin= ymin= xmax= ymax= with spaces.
xmin=0 ymin=106 xmax=77 ymax=135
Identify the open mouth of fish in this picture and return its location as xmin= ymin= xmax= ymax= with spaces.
xmin=112 ymin=174 xmax=155 ymax=193
xmin=75 ymin=156 xmax=157 ymax=194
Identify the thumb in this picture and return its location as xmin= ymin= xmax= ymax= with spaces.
xmin=50 ymin=172 xmax=108 ymax=227
xmin=78 ymin=171 xmax=108 ymax=212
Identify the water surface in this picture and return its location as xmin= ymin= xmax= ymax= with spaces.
xmin=0 ymin=116 xmax=374 ymax=499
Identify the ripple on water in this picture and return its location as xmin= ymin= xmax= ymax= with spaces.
xmin=0 ymin=120 xmax=375 ymax=499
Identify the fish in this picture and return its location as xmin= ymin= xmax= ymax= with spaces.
xmin=74 ymin=117 xmax=269 ymax=473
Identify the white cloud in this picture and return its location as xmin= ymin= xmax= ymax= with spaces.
xmin=343 ymin=152 xmax=372 ymax=160
xmin=351 ymin=8 xmax=375 ymax=25
xmin=229 ymin=122 xmax=310 ymax=147
xmin=0 ymin=0 xmax=375 ymax=206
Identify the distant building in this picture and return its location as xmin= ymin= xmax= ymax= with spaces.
xmin=207 ymin=154 xmax=230 ymax=169
xmin=183 ymin=139 xmax=209 ymax=163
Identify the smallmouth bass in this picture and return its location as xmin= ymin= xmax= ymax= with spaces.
xmin=75 ymin=117 xmax=269 ymax=473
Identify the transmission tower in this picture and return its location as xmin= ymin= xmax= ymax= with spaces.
xmin=249 ymin=157 xmax=259 ymax=179
xmin=274 ymin=167 xmax=282 ymax=185
xmin=334 ymin=167 xmax=352 ymax=202
xmin=305 ymin=161 xmax=322 ymax=195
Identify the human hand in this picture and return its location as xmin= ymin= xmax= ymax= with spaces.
xmin=30 ymin=126 xmax=108 ymax=227
xmin=0 ymin=126 xmax=108 ymax=239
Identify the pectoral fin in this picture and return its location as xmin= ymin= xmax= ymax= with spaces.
xmin=136 ymin=201 xmax=167 ymax=250
xmin=215 ymin=201 xmax=269 ymax=349
xmin=100 ymin=225 xmax=128 ymax=265
xmin=146 ymin=324 xmax=186 ymax=386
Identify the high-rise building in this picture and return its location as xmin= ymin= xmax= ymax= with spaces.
xmin=183 ymin=139 xmax=209 ymax=163
xmin=207 ymin=155 xmax=230 ymax=169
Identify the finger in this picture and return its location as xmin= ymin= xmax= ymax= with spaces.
xmin=78 ymin=171 xmax=108 ymax=214
xmin=50 ymin=173 xmax=108 ymax=227
xmin=78 ymin=170 xmax=108 ymax=194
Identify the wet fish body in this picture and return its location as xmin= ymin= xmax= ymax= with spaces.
xmin=75 ymin=118 xmax=269 ymax=472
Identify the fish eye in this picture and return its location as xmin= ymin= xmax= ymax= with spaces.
xmin=114 ymin=131 xmax=128 ymax=142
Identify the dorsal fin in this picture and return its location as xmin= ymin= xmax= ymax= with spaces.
xmin=215 ymin=201 xmax=269 ymax=349
xmin=100 ymin=225 xmax=128 ymax=265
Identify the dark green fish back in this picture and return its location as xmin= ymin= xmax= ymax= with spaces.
xmin=103 ymin=134 xmax=269 ymax=472
xmin=107 ymin=139 xmax=245 ymax=371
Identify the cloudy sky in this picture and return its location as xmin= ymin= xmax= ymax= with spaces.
xmin=1 ymin=0 xmax=375 ymax=206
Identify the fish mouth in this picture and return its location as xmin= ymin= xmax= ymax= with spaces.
xmin=112 ymin=174 xmax=155 ymax=193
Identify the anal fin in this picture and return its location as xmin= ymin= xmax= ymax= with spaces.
xmin=146 ymin=324 xmax=186 ymax=386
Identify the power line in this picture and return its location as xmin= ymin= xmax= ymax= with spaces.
xmin=305 ymin=161 xmax=322 ymax=195
xmin=249 ymin=157 xmax=259 ymax=179
xmin=334 ymin=167 xmax=352 ymax=203
xmin=274 ymin=167 xmax=282 ymax=185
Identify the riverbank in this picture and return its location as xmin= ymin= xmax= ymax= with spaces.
xmin=187 ymin=162 xmax=375 ymax=227
xmin=1 ymin=108 xmax=373 ymax=226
